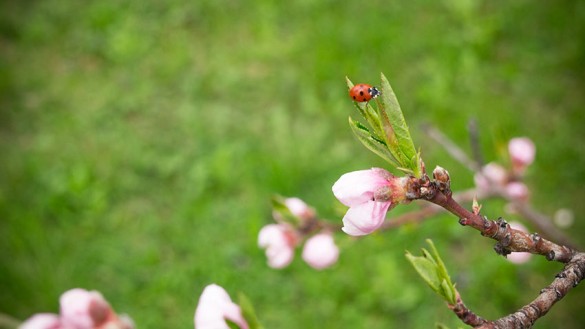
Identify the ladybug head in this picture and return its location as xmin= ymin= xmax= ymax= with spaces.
xmin=368 ymin=87 xmax=380 ymax=99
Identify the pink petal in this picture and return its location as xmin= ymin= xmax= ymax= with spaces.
xmin=341 ymin=200 xmax=391 ymax=236
xmin=60 ymin=289 xmax=112 ymax=329
xmin=284 ymin=197 xmax=311 ymax=218
xmin=332 ymin=169 xmax=390 ymax=207
xmin=19 ymin=313 xmax=62 ymax=329
xmin=302 ymin=233 xmax=339 ymax=270
xmin=194 ymin=284 xmax=249 ymax=329
xmin=505 ymin=182 xmax=529 ymax=201
xmin=509 ymin=137 xmax=535 ymax=168
xmin=258 ymin=224 xmax=296 ymax=269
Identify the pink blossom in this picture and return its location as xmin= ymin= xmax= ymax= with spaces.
xmin=194 ymin=284 xmax=249 ymax=329
xmin=332 ymin=168 xmax=406 ymax=236
xmin=284 ymin=197 xmax=315 ymax=220
xmin=505 ymin=182 xmax=529 ymax=201
xmin=60 ymin=289 xmax=113 ymax=329
xmin=302 ymin=233 xmax=339 ymax=270
xmin=474 ymin=162 xmax=508 ymax=191
xmin=509 ymin=137 xmax=535 ymax=173
xmin=258 ymin=224 xmax=297 ymax=269
xmin=507 ymin=222 xmax=532 ymax=264
xmin=19 ymin=313 xmax=62 ymax=329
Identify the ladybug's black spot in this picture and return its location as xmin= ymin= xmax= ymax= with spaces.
xmin=352 ymin=96 xmax=357 ymax=100
xmin=359 ymin=91 xmax=364 ymax=96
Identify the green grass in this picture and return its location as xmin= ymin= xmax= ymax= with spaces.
xmin=1 ymin=0 xmax=585 ymax=328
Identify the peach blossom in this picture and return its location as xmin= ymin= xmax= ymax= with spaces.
xmin=302 ymin=233 xmax=339 ymax=270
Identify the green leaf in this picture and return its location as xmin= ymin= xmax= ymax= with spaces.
xmin=379 ymin=73 xmax=422 ymax=177
xmin=441 ymin=279 xmax=456 ymax=305
xmin=346 ymin=77 xmax=386 ymax=141
xmin=271 ymin=195 xmax=300 ymax=225
xmin=238 ymin=292 xmax=264 ymax=329
xmin=405 ymin=240 xmax=457 ymax=305
xmin=349 ymin=117 xmax=400 ymax=167
xmin=405 ymin=251 xmax=441 ymax=292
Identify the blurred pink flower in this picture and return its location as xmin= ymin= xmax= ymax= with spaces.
xmin=332 ymin=168 xmax=406 ymax=236
xmin=505 ymin=182 xmax=529 ymax=202
xmin=194 ymin=284 xmax=249 ymax=329
xmin=507 ymin=222 xmax=532 ymax=264
xmin=19 ymin=313 xmax=62 ymax=329
xmin=60 ymin=289 xmax=113 ymax=329
xmin=474 ymin=162 xmax=509 ymax=191
xmin=258 ymin=224 xmax=298 ymax=269
xmin=302 ymin=233 xmax=339 ymax=270
xmin=284 ymin=197 xmax=315 ymax=220
xmin=509 ymin=137 xmax=535 ymax=173
xmin=20 ymin=289 xmax=132 ymax=329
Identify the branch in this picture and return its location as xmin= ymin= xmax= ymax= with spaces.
xmin=413 ymin=180 xmax=585 ymax=328
xmin=477 ymin=252 xmax=585 ymax=329
xmin=448 ymin=292 xmax=488 ymax=327
xmin=424 ymin=123 xmax=579 ymax=250
xmin=427 ymin=189 xmax=575 ymax=263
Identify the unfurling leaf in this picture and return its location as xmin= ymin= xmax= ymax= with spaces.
xmin=346 ymin=74 xmax=422 ymax=177
xmin=348 ymin=117 xmax=400 ymax=167
xmin=379 ymin=73 xmax=421 ymax=177
xmin=238 ymin=292 xmax=264 ymax=329
xmin=405 ymin=240 xmax=457 ymax=305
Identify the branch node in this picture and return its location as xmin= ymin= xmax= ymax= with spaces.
xmin=546 ymin=251 xmax=556 ymax=261
xmin=496 ymin=217 xmax=508 ymax=228
xmin=494 ymin=243 xmax=511 ymax=257
xmin=459 ymin=217 xmax=469 ymax=226
xmin=531 ymin=232 xmax=542 ymax=245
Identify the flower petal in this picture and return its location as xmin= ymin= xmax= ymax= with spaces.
xmin=19 ymin=313 xmax=62 ymax=329
xmin=302 ymin=233 xmax=339 ymax=270
xmin=258 ymin=224 xmax=295 ymax=269
xmin=341 ymin=200 xmax=391 ymax=236
xmin=194 ymin=284 xmax=249 ymax=329
xmin=332 ymin=169 xmax=390 ymax=206
xmin=509 ymin=137 xmax=535 ymax=168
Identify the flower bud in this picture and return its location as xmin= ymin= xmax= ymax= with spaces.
xmin=432 ymin=166 xmax=450 ymax=193
xmin=258 ymin=224 xmax=298 ymax=269
xmin=302 ymin=233 xmax=339 ymax=270
xmin=284 ymin=197 xmax=315 ymax=221
xmin=194 ymin=284 xmax=249 ymax=329
xmin=474 ymin=162 xmax=508 ymax=191
xmin=508 ymin=137 xmax=535 ymax=174
xmin=332 ymin=168 xmax=408 ymax=236
xmin=505 ymin=182 xmax=529 ymax=202
xmin=60 ymin=289 xmax=113 ymax=329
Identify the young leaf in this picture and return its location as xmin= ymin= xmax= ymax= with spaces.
xmin=405 ymin=240 xmax=457 ymax=305
xmin=379 ymin=73 xmax=422 ymax=177
xmin=405 ymin=251 xmax=441 ymax=293
xmin=348 ymin=117 xmax=400 ymax=167
xmin=238 ymin=292 xmax=264 ymax=329
xmin=271 ymin=195 xmax=300 ymax=225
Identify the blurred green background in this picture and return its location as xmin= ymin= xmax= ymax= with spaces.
xmin=1 ymin=0 xmax=584 ymax=328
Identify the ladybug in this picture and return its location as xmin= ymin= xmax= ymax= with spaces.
xmin=349 ymin=83 xmax=380 ymax=102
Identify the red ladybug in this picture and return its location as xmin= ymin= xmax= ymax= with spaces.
xmin=349 ymin=83 xmax=380 ymax=102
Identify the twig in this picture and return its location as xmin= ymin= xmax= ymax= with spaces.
xmin=467 ymin=119 xmax=484 ymax=169
xmin=427 ymin=188 xmax=575 ymax=263
xmin=476 ymin=252 xmax=585 ymax=329
xmin=448 ymin=292 xmax=488 ymax=327
xmin=412 ymin=178 xmax=585 ymax=328
xmin=425 ymin=123 xmax=579 ymax=250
